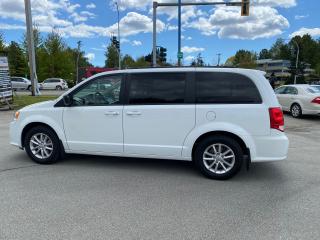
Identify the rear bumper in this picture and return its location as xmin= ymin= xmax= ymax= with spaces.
xmin=251 ymin=131 xmax=289 ymax=162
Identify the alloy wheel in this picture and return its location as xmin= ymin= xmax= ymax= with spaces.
xmin=202 ymin=143 xmax=235 ymax=174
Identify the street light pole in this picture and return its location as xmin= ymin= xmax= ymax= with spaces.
xmin=152 ymin=2 xmax=157 ymax=67
xmin=24 ymin=0 xmax=39 ymax=96
xmin=115 ymin=1 xmax=121 ymax=70
xmin=292 ymin=40 xmax=299 ymax=84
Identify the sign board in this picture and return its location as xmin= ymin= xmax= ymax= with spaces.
xmin=0 ymin=56 xmax=13 ymax=104
xmin=177 ymin=52 xmax=183 ymax=59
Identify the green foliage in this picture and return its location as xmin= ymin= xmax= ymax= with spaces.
xmin=7 ymin=41 xmax=28 ymax=77
xmin=20 ymin=29 xmax=91 ymax=85
xmin=0 ymin=32 xmax=6 ymax=52
xmin=122 ymin=54 xmax=135 ymax=68
xmin=258 ymin=49 xmax=272 ymax=59
xmin=105 ymin=39 xmax=119 ymax=68
xmin=233 ymin=50 xmax=257 ymax=68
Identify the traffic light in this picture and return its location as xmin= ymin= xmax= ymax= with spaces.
xmin=111 ymin=36 xmax=120 ymax=51
xmin=159 ymin=47 xmax=167 ymax=63
xmin=241 ymin=0 xmax=250 ymax=16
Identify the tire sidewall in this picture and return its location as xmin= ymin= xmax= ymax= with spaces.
xmin=24 ymin=126 xmax=60 ymax=164
xmin=56 ymin=86 xmax=62 ymax=90
xmin=194 ymin=135 xmax=243 ymax=180
xmin=291 ymin=104 xmax=302 ymax=118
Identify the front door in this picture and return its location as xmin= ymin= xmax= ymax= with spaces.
xmin=63 ymin=74 xmax=124 ymax=154
xmin=123 ymin=72 xmax=195 ymax=158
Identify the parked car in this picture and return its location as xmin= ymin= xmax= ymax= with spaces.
xmin=40 ymin=78 xmax=68 ymax=90
xmin=275 ymin=84 xmax=320 ymax=118
xmin=10 ymin=77 xmax=31 ymax=90
xmin=10 ymin=68 xmax=289 ymax=180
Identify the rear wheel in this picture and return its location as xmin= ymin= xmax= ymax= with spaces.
xmin=194 ymin=135 xmax=243 ymax=180
xmin=291 ymin=103 xmax=302 ymax=118
xmin=27 ymin=85 xmax=31 ymax=91
xmin=24 ymin=126 xmax=61 ymax=164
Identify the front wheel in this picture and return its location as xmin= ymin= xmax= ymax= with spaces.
xmin=24 ymin=126 xmax=61 ymax=164
xmin=56 ymin=86 xmax=62 ymax=90
xmin=194 ymin=135 xmax=243 ymax=180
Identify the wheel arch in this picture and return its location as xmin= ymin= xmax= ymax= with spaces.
xmin=21 ymin=122 xmax=61 ymax=148
xmin=191 ymin=131 xmax=250 ymax=160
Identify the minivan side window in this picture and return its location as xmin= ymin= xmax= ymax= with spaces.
xmin=71 ymin=75 xmax=122 ymax=106
xmin=196 ymin=72 xmax=262 ymax=104
xmin=128 ymin=73 xmax=186 ymax=104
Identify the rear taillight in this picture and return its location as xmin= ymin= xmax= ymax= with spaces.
xmin=311 ymin=97 xmax=320 ymax=104
xmin=269 ymin=107 xmax=284 ymax=132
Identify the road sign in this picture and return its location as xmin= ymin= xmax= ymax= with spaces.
xmin=177 ymin=52 xmax=183 ymax=59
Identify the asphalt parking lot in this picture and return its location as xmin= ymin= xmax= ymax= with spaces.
xmin=0 ymin=111 xmax=319 ymax=240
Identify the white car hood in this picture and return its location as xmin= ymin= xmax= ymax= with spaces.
xmin=21 ymin=100 xmax=56 ymax=111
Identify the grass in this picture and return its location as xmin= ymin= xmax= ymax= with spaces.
xmin=13 ymin=95 xmax=57 ymax=110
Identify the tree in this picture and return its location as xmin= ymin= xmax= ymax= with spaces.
xmin=269 ymin=38 xmax=291 ymax=60
xmin=191 ymin=53 xmax=204 ymax=67
xmin=259 ymin=49 xmax=272 ymax=59
xmin=233 ymin=50 xmax=257 ymax=68
xmin=122 ymin=54 xmax=135 ymax=68
xmin=0 ymin=32 xmax=6 ymax=53
xmin=7 ymin=41 xmax=28 ymax=77
xmin=105 ymin=38 xmax=119 ymax=68
xmin=133 ymin=56 xmax=150 ymax=68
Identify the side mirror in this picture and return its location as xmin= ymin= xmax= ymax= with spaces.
xmin=63 ymin=94 xmax=73 ymax=106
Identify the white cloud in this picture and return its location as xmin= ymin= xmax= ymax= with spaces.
xmin=0 ymin=23 xmax=25 ymax=30
xmin=289 ymin=28 xmax=320 ymax=38
xmin=86 ymin=3 xmax=96 ymax=9
xmin=185 ymin=55 xmax=195 ymax=62
xmin=85 ymin=53 xmax=95 ymax=62
xmin=253 ymin=0 xmax=297 ymax=8
xmin=132 ymin=40 xmax=142 ymax=46
xmin=294 ymin=15 xmax=309 ymax=20
xmin=182 ymin=46 xmax=205 ymax=54
xmin=107 ymin=12 xmax=165 ymax=37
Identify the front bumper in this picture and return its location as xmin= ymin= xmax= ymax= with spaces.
xmin=10 ymin=121 xmax=22 ymax=148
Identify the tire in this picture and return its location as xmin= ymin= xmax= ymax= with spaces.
xmin=27 ymin=85 xmax=31 ymax=91
xmin=56 ymin=85 xmax=62 ymax=90
xmin=194 ymin=135 xmax=243 ymax=180
xmin=24 ymin=126 xmax=61 ymax=164
xmin=290 ymin=103 xmax=302 ymax=118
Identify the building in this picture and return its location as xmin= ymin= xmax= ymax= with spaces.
xmin=256 ymin=59 xmax=315 ymax=79
xmin=256 ymin=59 xmax=291 ymax=79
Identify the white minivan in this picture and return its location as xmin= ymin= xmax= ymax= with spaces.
xmin=10 ymin=68 xmax=289 ymax=179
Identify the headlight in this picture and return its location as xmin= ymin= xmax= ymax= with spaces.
xmin=14 ymin=111 xmax=20 ymax=120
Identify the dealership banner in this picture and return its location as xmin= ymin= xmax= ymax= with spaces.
xmin=0 ymin=56 xmax=13 ymax=104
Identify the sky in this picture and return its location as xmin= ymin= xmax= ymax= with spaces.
xmin=0 ymin=0 xmax=319 ymax=67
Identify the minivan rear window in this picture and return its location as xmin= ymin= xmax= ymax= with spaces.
xmin=128 ymin=73 xmax=186 ymax=104
xmin=196 ymin=72 xmax=262 ymax=104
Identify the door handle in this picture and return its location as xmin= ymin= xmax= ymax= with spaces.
xmin=104 ymin=111 xmax=119 ymax=116
xmin=126 ymin=111 xmax=141 ymax=116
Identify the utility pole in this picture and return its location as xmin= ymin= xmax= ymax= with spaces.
xmin=115 ymin=1 xmax=121 ymax=70
xmin=76 ymin=40 xmax=81 ymax=84
xmin=217 ymin=53 xmax=222 ymax=66
xmin=24 ymin=0 xmax=39 ymax=96
xmin=152 ymin=1 xmax=250 ymax=67
xmin=177 ymin=0 xmax=182 ymax=67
